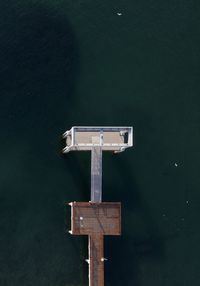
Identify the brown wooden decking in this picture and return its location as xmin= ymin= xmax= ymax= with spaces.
xmin=70 ymin=202 xmax=121 ymax=235
xmin=69 ymin=202 xmax=121 ymax=286
xmin=89 ymin=235 xmax=104 ymax=286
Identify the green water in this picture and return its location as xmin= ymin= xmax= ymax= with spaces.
xmin=0 ymin=1 xmax=200 ymax=285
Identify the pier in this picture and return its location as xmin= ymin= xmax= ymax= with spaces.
xmin=63 ymin=126 xmax=133 ymax=286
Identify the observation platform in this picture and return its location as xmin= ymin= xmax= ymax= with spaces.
xmin=62 ymin=126 xmax=133 ymax=153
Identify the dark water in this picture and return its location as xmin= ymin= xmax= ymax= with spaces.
xmin=0 ymin=1 xmax=200 ymax=285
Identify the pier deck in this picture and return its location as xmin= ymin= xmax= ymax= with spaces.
xmin=69 ymin=202 xmax=121 ymax=286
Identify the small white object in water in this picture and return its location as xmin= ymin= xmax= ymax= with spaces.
xmin=117 ymin=12 xmax=122 ymax=16
xmin=186 ymin=200 xmax=189 ymax=204
xmin=101 ymin=257 xmax=108 ymax=261
xmin=174 ymin=163 xmax=178 ymax=167
xmin=80 ymin=216 xmax=83 ymax=220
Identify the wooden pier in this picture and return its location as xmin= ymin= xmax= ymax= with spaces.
xmin=69 ymin=202 xmax=121 ymax=286
xmin=63 ymin=126 xmax=133 ymax=286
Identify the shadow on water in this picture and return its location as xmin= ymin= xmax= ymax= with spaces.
xmin=0 ymin=1 xmax=79 ymax=142
xmin=0 ymin=2 xmax=81 ymax=286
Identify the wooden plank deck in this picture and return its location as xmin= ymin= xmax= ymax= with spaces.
xmin=89 ymin=235 xmax=104 ymax=286
xmin=69 ymin=202 xmax=121 ymax=286
xmin=70 ymin=202 xmax=121 ymax=235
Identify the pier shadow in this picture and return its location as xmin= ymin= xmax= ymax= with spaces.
xmin=0 ymin=1 xmax=79 ymax=142
xmin=0 ymin=2 xmax=81 ymax=286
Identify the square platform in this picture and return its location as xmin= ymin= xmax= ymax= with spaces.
xmin=69 ymin=202 xmax=121 ymax=235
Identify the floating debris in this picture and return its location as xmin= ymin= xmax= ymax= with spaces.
xmin=117 ymin=12 xmax=122 ymax=16
xmin=174 ymin=163 xmax=178 ymax=167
